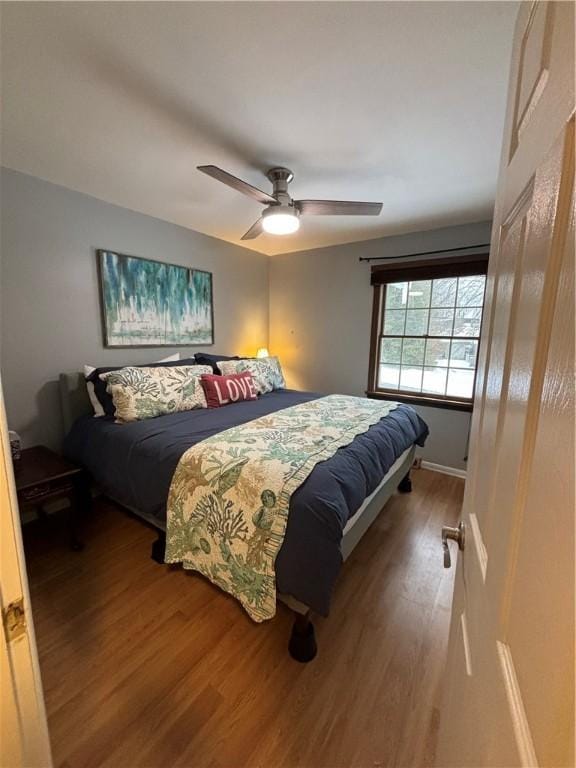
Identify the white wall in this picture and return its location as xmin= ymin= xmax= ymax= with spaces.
xmin=0 ymin=169 xmax=269 ymax=450
xmin=269 ymin=221 xmax=493 ymax=470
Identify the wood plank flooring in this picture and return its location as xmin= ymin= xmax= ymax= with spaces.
xmin=23 ymin=468 xmax=463 ymax=768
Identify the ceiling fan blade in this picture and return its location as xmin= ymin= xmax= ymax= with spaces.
xmin=295 ymin=200 xmax=383 ymax=216
xmin=240 ymin=218 xmax=264 ymax=240
xmin=197 ymin=165 xmax=276 ymax=205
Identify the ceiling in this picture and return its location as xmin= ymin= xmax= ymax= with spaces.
xmin=1 ymin=1 xmax=518 ymax=256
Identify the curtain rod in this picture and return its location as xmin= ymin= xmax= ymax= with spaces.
xmin=358 ymin=242 xmax=490 ymax=263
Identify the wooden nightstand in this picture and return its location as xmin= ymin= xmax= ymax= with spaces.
xmin=13 ymin=446 xmax=90 ymax=550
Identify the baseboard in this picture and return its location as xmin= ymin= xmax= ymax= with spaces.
xmin=420 ymin=460 xmax=467 ymax=479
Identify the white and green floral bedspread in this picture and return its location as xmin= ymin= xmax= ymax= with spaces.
xmin=165 ymin=394 xmax=399 ymax=621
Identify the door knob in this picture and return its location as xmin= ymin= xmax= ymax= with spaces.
xmin=442 ymin=522 xmax=466 ymax=568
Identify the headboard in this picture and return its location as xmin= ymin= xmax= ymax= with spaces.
xmin=59 ymin=372 xmax=92 ymax=435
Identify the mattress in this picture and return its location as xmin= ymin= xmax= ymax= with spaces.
xmin=64 ymin=389 xmax=428 ymax=615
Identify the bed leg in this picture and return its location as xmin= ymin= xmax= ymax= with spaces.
xmin=398 ymin=471 xmax=413 ymax=494
xmin=151 ymin=532 xmax=166 ymax=564
xmin=288 ymin=611 xmax=317 ymax=663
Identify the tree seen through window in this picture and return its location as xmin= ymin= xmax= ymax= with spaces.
xmin=377 ymin=275 xmax=486 ymax=400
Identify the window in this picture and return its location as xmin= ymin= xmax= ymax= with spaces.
xmin=368 ymin=255 xmax=488 ymax=409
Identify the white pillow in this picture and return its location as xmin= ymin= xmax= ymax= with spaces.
xmin=83 ymin=353 xmax=180 ymax=417
xmin=84 ymin=367 xmax=105 ymax=417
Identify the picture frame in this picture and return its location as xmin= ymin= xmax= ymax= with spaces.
xmin=97 ymin=249 xmax=214 ymax=348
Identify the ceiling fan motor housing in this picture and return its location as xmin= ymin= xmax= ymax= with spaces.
xmin=267 ymin=167 xmax=295 ymax=206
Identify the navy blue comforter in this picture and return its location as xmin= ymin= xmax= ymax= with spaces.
xmin=64 ymin=390 xmax=428 ymax=615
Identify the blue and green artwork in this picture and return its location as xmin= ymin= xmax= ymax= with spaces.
xmin=98 ymin=250 xmax=213 ymax=347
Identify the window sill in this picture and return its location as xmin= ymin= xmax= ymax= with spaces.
xmin=366 ymin=390 xmax=473 ymax=413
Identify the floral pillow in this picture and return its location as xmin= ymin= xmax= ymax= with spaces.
xmin=83 ymin=353 xmax=181 ymax=417
xmin=217 ymin=357 xmax=285 ymax=395
xmin=100 ymin=365 xmax=212 ymax=422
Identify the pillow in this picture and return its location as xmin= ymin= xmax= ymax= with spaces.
xmin=84 ymin=368 xmax=106 ymax=417
xmin=100 ymin=365 xmax=212 ymax=422
xmin=86 ymin=356 xmax=197 ymax=418
xmin=194 ymin=353 xmax=240 ymax=374
xmin=200 ymin=372 xmax=258 ymax=408
xmin=217 ymin=357 xmax=285 ymax=395
xmin=83 ymin=353 xmax=180 ymax=417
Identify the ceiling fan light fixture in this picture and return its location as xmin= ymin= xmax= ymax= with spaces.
xmin=261 ymin=206 xmax=300 ymax=235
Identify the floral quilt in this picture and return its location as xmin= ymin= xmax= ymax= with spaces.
xmin=165 ymin=394 xmax=399 ymax=621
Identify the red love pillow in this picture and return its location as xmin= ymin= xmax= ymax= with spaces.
xmin=200 ymin=372 xmax=258 ymax=408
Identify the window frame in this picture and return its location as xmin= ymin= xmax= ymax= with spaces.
xmin=366 ymin=254 xmax=489 ymax=412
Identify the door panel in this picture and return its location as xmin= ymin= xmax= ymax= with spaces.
xmin=511 ymin=1 xmax=554 ymax=155
xmin=436 ymin=2 xmax=575 ymax=766
xmin=0 ymin=379 xmax=52 ymax=767
xmin=475 ymin=187 xmax=531 ymax=544
xmin=504 ymin=123 xmax=574 ymax=768
xmin=484 ymin=130 xmax=570 ymax=572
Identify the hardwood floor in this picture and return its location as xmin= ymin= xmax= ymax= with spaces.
xmin=23 ymin=468 xmax=463 ymax=768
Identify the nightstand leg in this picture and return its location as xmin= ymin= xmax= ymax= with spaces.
xmin=68 ymin=506 xmax=84 ymax=551
xmin=70 ymin=474 xmax=91 ymax=551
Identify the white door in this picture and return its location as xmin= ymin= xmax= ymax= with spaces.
xmin=436 ymin=2 xmax=575 ymax=767
xmin=0 ymin=378 xmax=52 ymax=768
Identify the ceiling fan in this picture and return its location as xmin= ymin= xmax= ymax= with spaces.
xmin=197 ymin=165 xmax=383 ymax=240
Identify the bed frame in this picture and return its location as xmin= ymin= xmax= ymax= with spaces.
xmin=60 ymin=372 xmax=414 ymax=662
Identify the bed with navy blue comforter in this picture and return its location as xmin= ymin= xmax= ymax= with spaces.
xmin=64 ymin=389 xmax=428 ymax=615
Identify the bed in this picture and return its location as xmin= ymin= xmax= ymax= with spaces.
xmin=60 ymin=373 xmax=428 ymax=661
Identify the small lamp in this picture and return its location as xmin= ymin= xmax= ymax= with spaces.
xmin=256 ymin=347 xmax=270 ymax=359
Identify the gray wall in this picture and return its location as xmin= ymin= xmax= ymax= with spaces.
xmin=0 ymin=169 xmax=269 ymax=449
xmin=0 ymin=167 xmax=491 ymax=471
xmin=269 ymin=221 xmax=493 ymax=470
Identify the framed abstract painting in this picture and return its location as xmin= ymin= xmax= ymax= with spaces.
xmin=97 ymin=250 xmax=214 ymax=347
